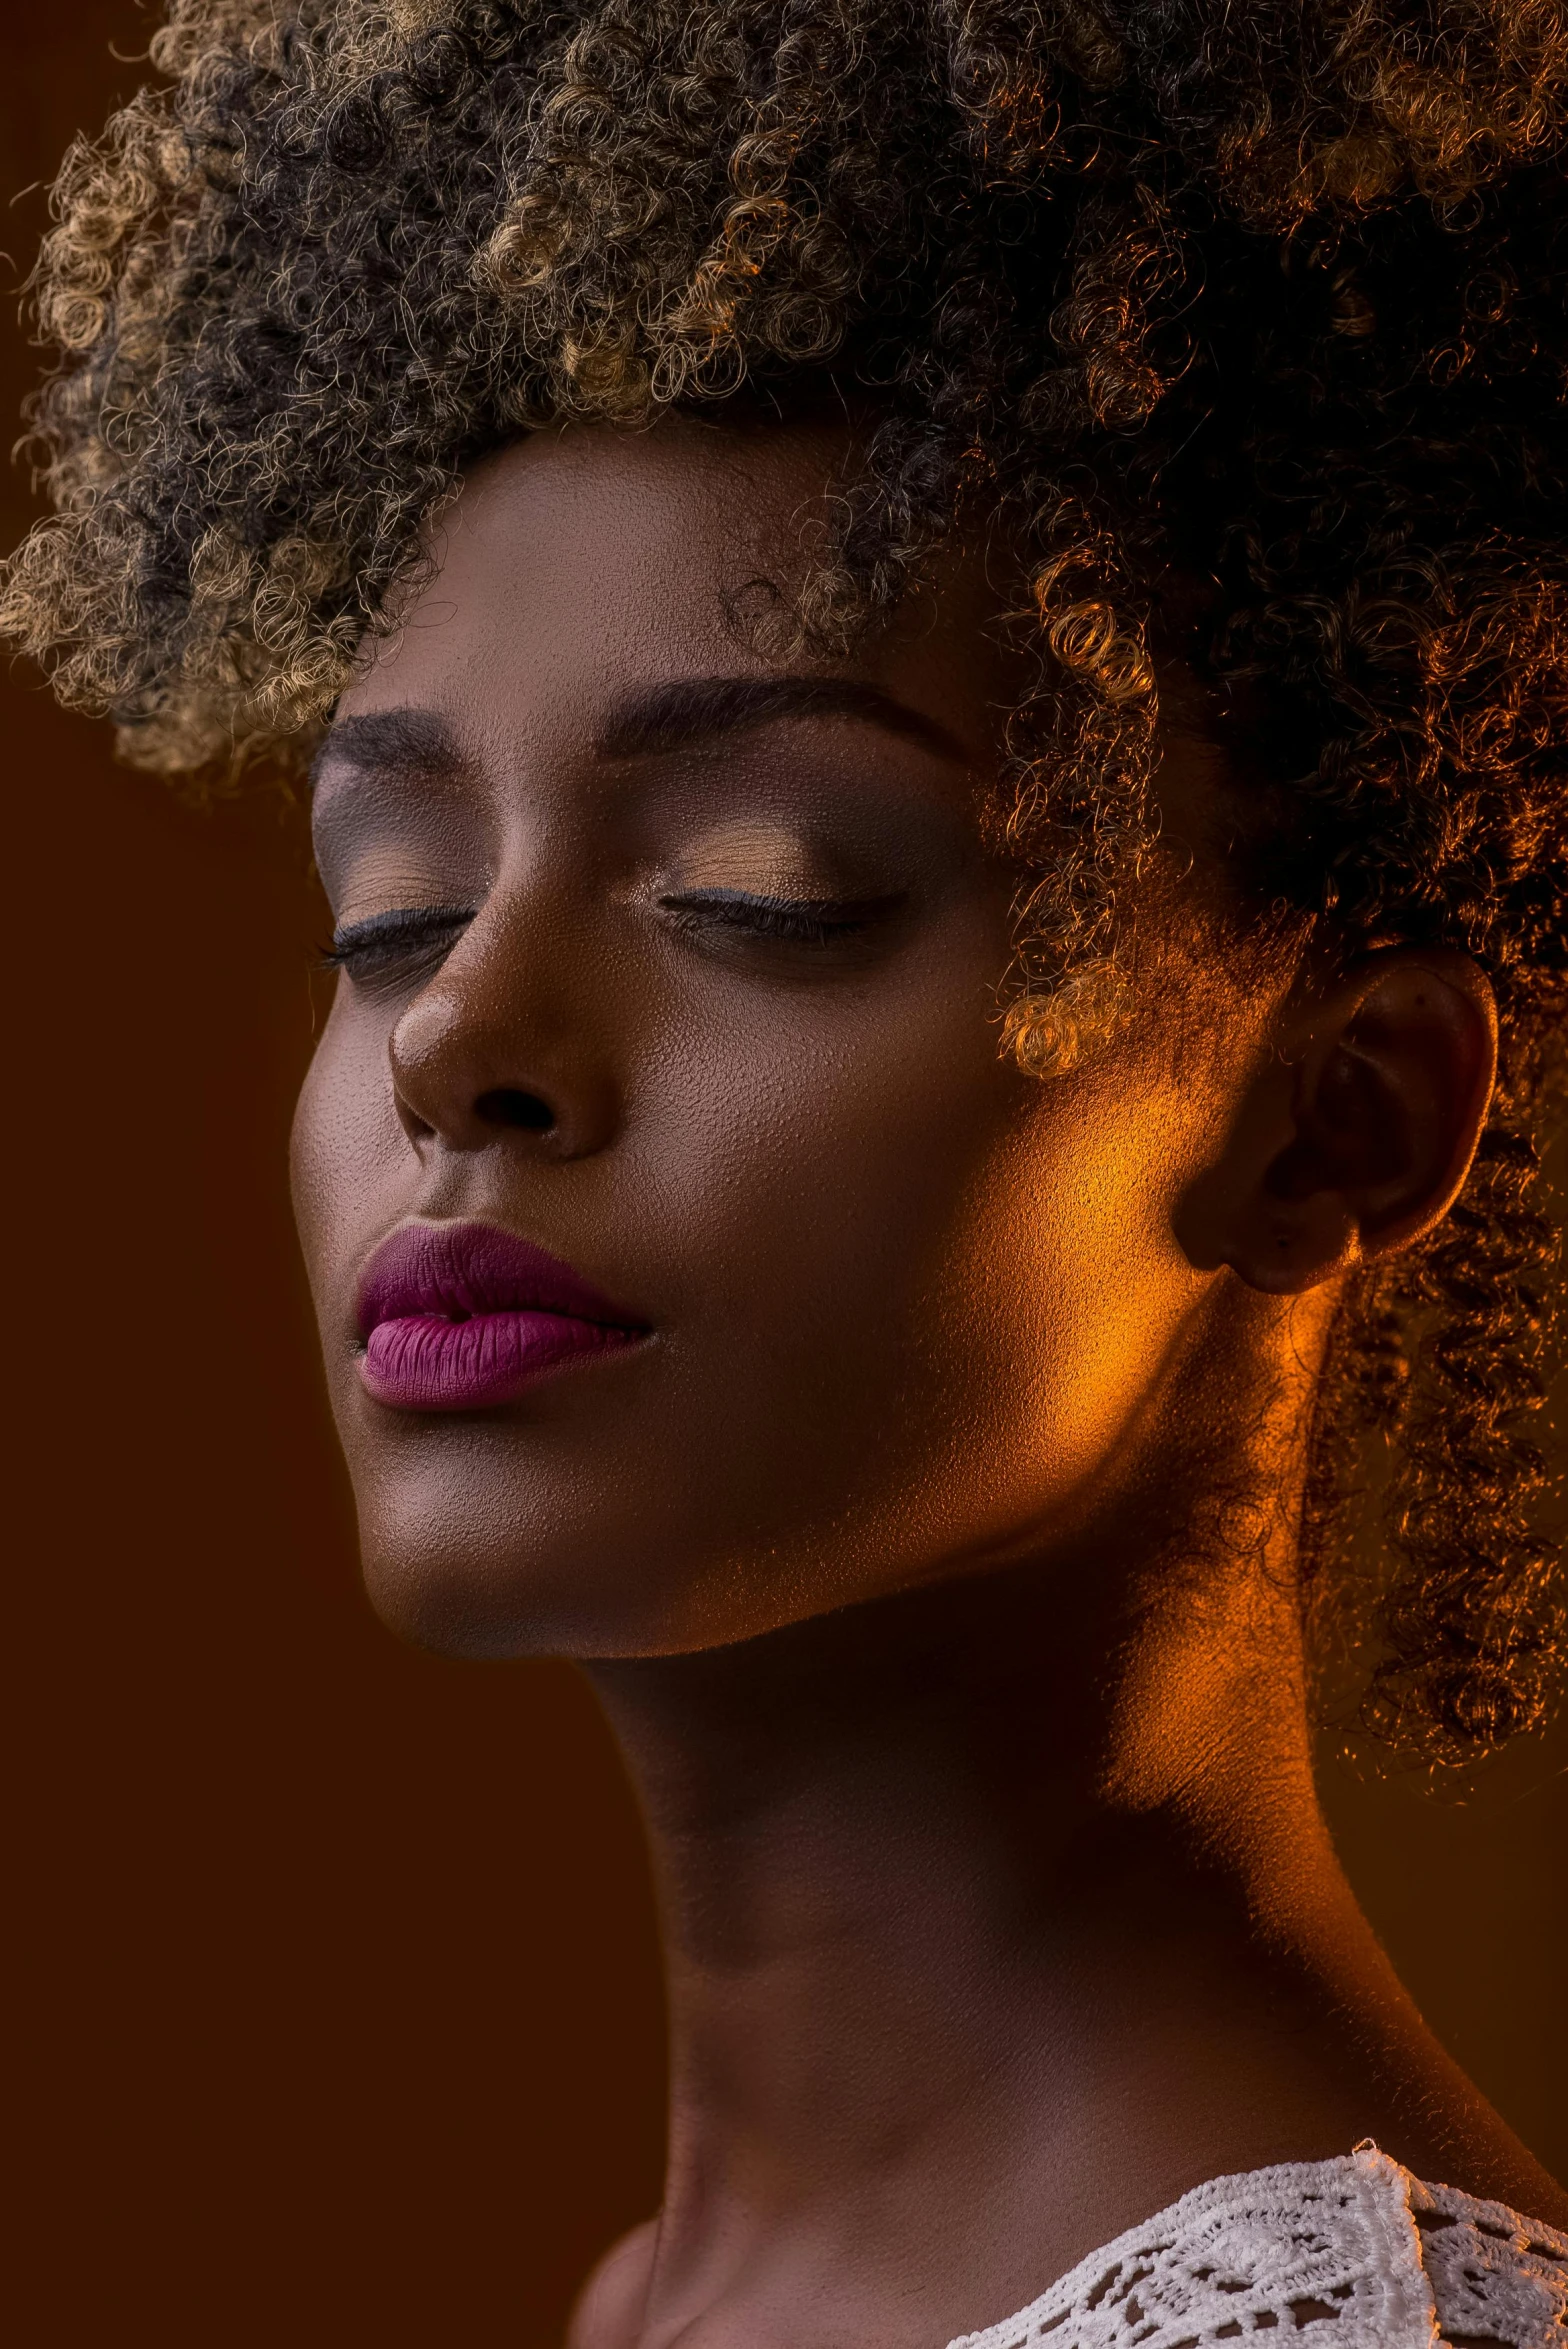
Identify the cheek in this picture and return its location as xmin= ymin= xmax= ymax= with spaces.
xmin=930 ymin=1088 xmax=1207 ymax=1498
xmin=289 ymin=993 xmax=404 ymax=1351
xmin=628 ymin=997 xmax=1207 ymax=1594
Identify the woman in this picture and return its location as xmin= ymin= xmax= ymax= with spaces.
xmin=5 ymin=1 xmax=1566 ymax=2341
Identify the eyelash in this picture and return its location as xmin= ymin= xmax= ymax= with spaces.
xmin=321 ymin=889 xmax=894 ymax=981
xmin=657 ymin=889 xmax=892 ymax=945
xmin=322 ymin=905 xmax=474 ymax=976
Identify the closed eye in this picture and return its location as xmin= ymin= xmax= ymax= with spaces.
xmin=322 ymin=904 xmax=475 ymax=981
xmin=657 ymin=889 xmax=905 ymax=946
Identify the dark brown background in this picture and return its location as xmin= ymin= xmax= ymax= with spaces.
xmin=4 ymin=9 xmax=1563 ymax=2343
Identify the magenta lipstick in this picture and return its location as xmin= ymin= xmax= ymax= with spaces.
xmin=356 ymin=1222 xmax=646 ymax=1411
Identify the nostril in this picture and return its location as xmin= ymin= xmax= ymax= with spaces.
xmin=474 ymin=1086 xmax=555 ymax=1133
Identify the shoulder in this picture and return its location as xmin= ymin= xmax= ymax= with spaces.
xmin=566 ymin=2219 xmax=660 ymax=2349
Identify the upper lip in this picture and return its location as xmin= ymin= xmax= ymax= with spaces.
xmin=356 ymin=1221 xmax=647 ymax=1339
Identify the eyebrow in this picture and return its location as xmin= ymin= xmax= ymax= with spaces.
xmin=310 ymin=707 xmax=466 ymax=789
xmin=593 ymin=674 xmax=966 ymax=763
xmin=310 ymin=672 xmax=966 ymax=789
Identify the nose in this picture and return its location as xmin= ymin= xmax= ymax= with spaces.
xmin=386 ymin=910 xmax=620 ymax=1161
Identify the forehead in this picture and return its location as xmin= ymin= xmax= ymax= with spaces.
xmin=336 ymin=416 xmax=1020 ymax=756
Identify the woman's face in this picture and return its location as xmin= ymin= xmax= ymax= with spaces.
xmin=292 ymin=418 xmax=1267 ymax=1658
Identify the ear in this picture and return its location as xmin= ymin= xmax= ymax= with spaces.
xmin=1179 ymin=950 xmax=1498 ymax=1296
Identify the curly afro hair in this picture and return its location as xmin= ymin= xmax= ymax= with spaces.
xmin=4 ymin=0 xmax=1566 ymax=1761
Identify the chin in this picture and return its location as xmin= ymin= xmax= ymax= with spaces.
xmin=354 ymin=1519 xmax=640 ymax=1660
xmin=350 ymin=1487 xmax=726 ymax=1663
xmin=357 ymin=1547 xmax=553 ymax=1661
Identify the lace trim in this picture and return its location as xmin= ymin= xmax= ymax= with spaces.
xmin=1414 ymin=2175 xmax=1568 ymax=2348
xmin=945 ymin=2149 xmax=1568 ymax=2349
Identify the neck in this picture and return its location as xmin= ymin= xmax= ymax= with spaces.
xmin=581 ymin=1501 xmax=1440 ymax=2349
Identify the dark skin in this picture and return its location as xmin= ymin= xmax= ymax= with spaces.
xmin=291 ymin=414 xmax=1566 ymax=2349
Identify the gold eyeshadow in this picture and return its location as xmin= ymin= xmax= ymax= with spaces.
xmin=668 ymin=819 xmax=840 ymax=901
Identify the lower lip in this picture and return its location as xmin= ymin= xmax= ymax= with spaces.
xmin=360 ymin=1311 xmax=638 ymax=1412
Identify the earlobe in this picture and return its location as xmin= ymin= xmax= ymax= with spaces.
xmin=1178 ymin=951 xmax=1498 ymax=1298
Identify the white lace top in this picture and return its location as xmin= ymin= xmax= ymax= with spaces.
xmin=946 ymin=2147 xmax=1568 ymax=2349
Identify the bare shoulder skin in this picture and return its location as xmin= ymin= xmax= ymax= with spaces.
xmin=568 ymin=2223 xmax=659 ymax=2349
xmin=290 ymin=418 xmax=1563 ymax=2349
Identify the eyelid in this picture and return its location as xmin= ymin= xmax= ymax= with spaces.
xmin=656 ymin=887 xmax=901 ymax=919
xmin=654 ymin=887 xmax=910 ymax=954
xmin=323 ymin=903 xmax=475 ymax=965
xmin=667 ymin=820 xmax=837 ymax=900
